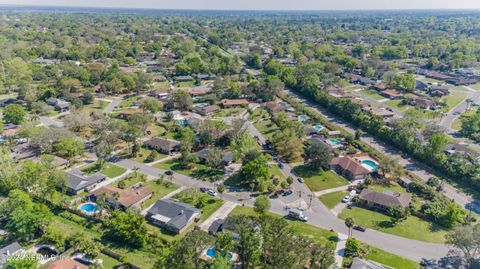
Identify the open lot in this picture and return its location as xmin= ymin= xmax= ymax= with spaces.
xmin=81 ymin=162 xmax=127 ymax=178
xmin=319 ymin=191 xmax=348 ymax=209
xmin=292 ymin=166 xmax=349 ymax=192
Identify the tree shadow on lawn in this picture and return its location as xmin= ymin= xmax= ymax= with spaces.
xmin=292 ymin=165 xmax=318 ymax=178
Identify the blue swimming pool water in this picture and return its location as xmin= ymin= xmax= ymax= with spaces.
xmin=313 ymin=125 xmax=324 ymax=132
xmin=195 ymin=103 xmax=207 ymax=108
xmin=206 ymin=248 xmax=233 ymax=260
xmin=79 ymin=203 xmax=99 ymax=213
xmin=361 ymin=160 xmax=378 ymax=172
xmin=298 ymin=115 xmax=310 ymax=122
xmin=326 ymin=139 xmax=342 ymax=145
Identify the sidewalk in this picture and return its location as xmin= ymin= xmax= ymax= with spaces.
xmin=334 ymin=233 xmax=348 ymax=268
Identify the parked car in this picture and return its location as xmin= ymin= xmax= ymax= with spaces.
xmin=207 ymin=189 xmax=218 ymax=197
xmin=283 ymin=189 xmax=293 ymax=196
xmin=349 ymin=190 xmax=357 ymax=196
xmin=278 ymin=162 xmax=284 ymax=169
xmin=342 ymin=195 xmax=351 ymax=203
xmin=297 ymin=177 xmax=304 ymax=183
xmin=164 ymin=170 xmax=173 ymax=176
xmin=353 ymin=225 xmax=367 ymax=232
xmin=200 ymin=187 xmax=209 ymax=193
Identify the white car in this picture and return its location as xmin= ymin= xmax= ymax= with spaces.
xmin=207 ymin=189 xmax=218 ymax=197
xmin=342 ymin=195 xmax=351 ymax=203
xmin=349 ymin=190 xmax=357 ymax=196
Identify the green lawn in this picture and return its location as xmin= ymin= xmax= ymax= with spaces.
xmin=213 ymin=108 xmax=246 ymax=117
xmin=253 ymin=119 xmax=279 ymax=140
xmin=84 ymin=99 xmax=109 ymax=113
xmin=118 ymin=96 xmax=142 ymax=109
xmin=142 ymin=180 xmax=179 ymax=209
xmin=119 ymin=147 xmax=168 ymax=163
xmin=249 ymin=108 xmax=270 ymax=121
xmin=384 ymin=99 xmax=409 ymax=111
xmin=319 ymin=191 xmax=348 ymax=209
xmin=173 ymin=189 xmax=224 ymax=222
xmin=452 ymin=109 xmax=475 ymax=131
xmin=339 ymin=206 xmax=448 ymax=243
xmin=293 ymin=166 xmax=349 ymax=192
xmin=81 ymin=163 xmax=127 ymax=178
xmin=361 ymin=89 xmax=385 ymax=100
xmin=229 ymin=206 xmax=338 ymax=246
xmin=369 ymin=181 xmax=408 ymax=194
xmin=98 ymin=253 xmax=122 ymax=269
xmin=441 ymin=92 xmax=466 ymax=111
xmin=366 ymin=245 xmax=419 ymax=269
xmin=154 ymin=159 xmax=223 ymax=181
xmin=268 ymin=164 xmax=286 ymax=181
xmin=175 ymin=81 xmax=195 ymax=88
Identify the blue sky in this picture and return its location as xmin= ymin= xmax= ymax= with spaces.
xmin=3 ymin=0 xmax=480 ymax=10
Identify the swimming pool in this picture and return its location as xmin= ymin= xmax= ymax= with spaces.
xmin=313 ymin=125 xmax=324 ymax=132
xmin=361 ymin=160 xmax=378 ymax=172
xmin=205 ymin=248 xmax=233 ymax=260
xmin=298 ymin=114 xmax=310 ymax=122
xmin=194 ymin=103 xmax=208 ymax=108
xmin=78 ymin=202 xmax=100 ymax=214
xmin=326 ymin=139 xmax=342 ymax=147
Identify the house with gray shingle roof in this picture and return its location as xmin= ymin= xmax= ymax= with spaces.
xmin=358 ymin=189 xmax=412 ymax=211
xmin=0 ymin=242 xmax=23 ymax=267
xmin=147 ymin=199 xmax=202 ymax=234
xmin=66 ymin=170 xmax=106 ymax=195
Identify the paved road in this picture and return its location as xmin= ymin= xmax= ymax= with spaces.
xmin=440 ymin=86 xmax=480 ymax=132
xmin=283 ymin=89 xmax=479 ymax=214
xmin=103 ymin=98 xmax=122 ymax=114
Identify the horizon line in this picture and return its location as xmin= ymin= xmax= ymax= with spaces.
xmin=1 ymin=4 xmax=480 ymax=12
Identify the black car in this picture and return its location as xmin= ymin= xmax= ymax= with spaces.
xmin=164 ymin=170 xmax=173 ymax=176
xmin=353 ymin=225 xmax=366 ymax=232
xmin=283 ymin=190 xmax=293 ymax=196
xmin=297 ymin=177 xmax=304 ymax=183
xmin=200 ymin=187 xmax=209 ymax=193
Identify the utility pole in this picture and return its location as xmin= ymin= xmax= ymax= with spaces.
xmin=297 ymin=190 xmax=302 ymax=208
xmin=308 ymin=194 xmax=313 ymax=209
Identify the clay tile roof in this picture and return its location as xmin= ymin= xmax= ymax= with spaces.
xmin=221 ymin=99 xmax=249 ymax=106
xmin=91 ymin=185 xmax=153 ymax=208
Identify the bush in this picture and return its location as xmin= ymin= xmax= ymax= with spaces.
xmin=145 ymin=150 xmax=158 ymax=163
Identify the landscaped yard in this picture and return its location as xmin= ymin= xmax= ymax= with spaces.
xmin=249 ymin=108 xmax=270 ymax=121
xmin=361 ymin=89 xmax=385 ymax=100
xmin=268 ymin=164 xmax=286 ymax=181
xmin=384 ymin=99 xmax=409 ymax=111
xmin=452 ymin=109 xmax=475 ymax=131
xmin=441 ymin=92 xmax=466 ymax=111
xmin=369 ymin=181 xmax=408 ymax=194
xmin=81 ymin=163 xmax=127 ymax=178
xmin=213 ymin=107 xmax=246 ymax=117
xmin=319 ymin=191 xmax=348 ymax=209
xmin=84 ymin=99 xmax=109 ymax=113
xmin=339 ymin=206 xmax=448 ymax=243
xmin=142 ymin=180 xmax=179 ymax=209
xmin=292 ymin=166 xmax=349 ymax=192
xmin=229 ymin=206 xmax=338 ymax=246
xmin=119 ymin=147 xmax=168 ymax=163
xmin=98 ymin=253 xmax=122 ymax=269
xmin=173 ymin=189 xmax=224 ymax=222
xmin=366 ymin=245 xmax=419 ymax=269
xmin=154 ymin=159 xmax=223 ymax=181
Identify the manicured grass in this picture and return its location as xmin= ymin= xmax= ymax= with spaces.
xmin=268 ymin=164 xmax=286 ymax=181
xmin=361 ymin=89 xmax=384 ymax=100
xmin=81 ymin=163 xmax=127 ymax=178
xmin=339 ymin=206 xmax=448 ymax=243
xmin=142 ymin=180 xmax=179 ymax=209
xmin=84 ymin=99 xmax=109 ymax=113
xmin=173 ymin=189 xmax=224 ymax=222
xmin=154 ymin=159 xmax=223 ymax=181
xmin=253 ymin=119 xmax=279 ymax=139
xmin=470 ymin=83 xmax=480 ymax=91
xmin=293 ymin=166 xmax=349 ymax=192
xmin=118 ymin=96 xmax=142 ymax=108
xmin=369 ymin=181 xmax=408 ymax=194
xmin=384 ymin=99 xmax=409 ymax=111
xmin=119 ymin=147 xmax=167 ymax=163
xmin=452 ymin=109 xmax=476 ymax=131
xmin=229 ymin=206 xmax=338 ymax=246
xmin=441 ymin=92 xmax=466 ymax=111
xmin=213 ymin=108 xmax=246 ymax=117
xmin=98 ymin=253 xmax=122 ymax=269
xmin=319 ymin=191 xmax=348 ymax=209
xmin=366 ymin=245 xmax=420 ymax=269
xmin=175 ymin=81 xmax=195 ymax=87
xmin=249 ymin=108 xmax=270 ymax=121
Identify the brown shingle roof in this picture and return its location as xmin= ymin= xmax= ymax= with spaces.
xmin=330 ymin=156 xmax=371 ymax=176
xmin=221 ymin=99 xmax=249 ymax=106
xmin=359 ymin=189 xmax=412 ymax=208
xmin=91 ymin=185 xmax=153 ymax=208
xmin=46 ymin=259 xmax=88 ymax=269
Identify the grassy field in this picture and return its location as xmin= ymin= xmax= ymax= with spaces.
xmin=119 ymin=147 xmax=168 ymax=163
xmin=253 ymin=119 xmax=279 ymax=140
xmin=249 ymin=108 xmax=270 ymax=121
xmin=441 ymin=92 xmax=466 ymax=111
xmin=84 ymin=99 xmax=109 ymax=113
xmin=369 ymin=181 xmax=408 ymax=194
xmin=173 ymin=189 xmax=224 ymax=222
xmin=98 ymin=253 xmax=122 ymax=269
xmin=154 ymin=159 xmax=223 ymax=181
xmin=319 ymin=191 xmax=348 ymax=209
xmin=361 ymin=89 xmax=385 ymax=100
xmin=339 ymin=206 xmax=448 ymax=243
xmin=142 ymin=180 xmax=179 ymax=209
xmin=229 ymin=206 xmax=338 ymax=246
xmin=81 ymin=163 xmax=127 ymax=178
xmin=293 ymin=166 xmax=349 ymax=192
xmin=213 ymin=108 xmax=246 ymax=117
xmin=366 ymin=245 xmax=420 ymax=269
xmin=384 ymin=99 xmax=409 ymax=111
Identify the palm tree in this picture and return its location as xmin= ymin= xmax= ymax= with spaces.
xmin=132 ymin=166 xmax=139 ymax=176
xmin=345 ymin=217 xmax=355 ymax=237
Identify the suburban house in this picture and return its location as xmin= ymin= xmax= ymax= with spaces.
xmin=150 ymin=88 xmax=171 ymax=100
xmin=153 ymin=75 xmax=167 ymax=82
xmin=192 ymin=104 xmax=220 ymax=116
xmin=66 ymin=170 xmax=107 ymax=195
xmin=187 ymin=88 xmax=209 ymax=97
xmin=424 ymin=71 xmax=452 ymax=81
xmin=361 ymin=106 xmax=395 ymax=119
xmin=0 ymin=242 xmax=23 ymax=267
xmin=429 ymin=86 xmax=450 ymax=97
xmin=174 ymin=75 xmax=194 ymax=82
xmin=136 ymin=51 xmax=156 ymax=62
xmin=147 ymin=199 xmax=202 ymax=234
xmin=415 ymin=80 xmax=429 ymax=90
xmin=330 ymin=155 xmax=373 ymax=180
xmin=358 ymin=189 xmax=412 ymax=211
xmin=118 ymin=108 xmax=143 ymax=119
xmin=89 ymin=185 xmax=153 ymax=210
xmin=144 ymin=138 xmax=180 ymax=153
xmin=208 ymin=216 xmax=237 ymax=236
xmin=262 ymin=101 xmax=285 ymax=113
xmin=350 ymin=257 xmax=392 ymax=269
xmin=380 ymin=89 xmax=403 ymax=99
xmin=221 ymin=99 xmax=249 ymax=108
xmin=46 ymin=97 xmax=71 ymax=112
xmin=444 ymin=142 xmax=480 ymax=160
xmin=196 ymin=148 xmax=234 ymax=165
xmin=46 ymin=259 xmax=89 ymax=269
xmin=406 ymin=97 xmax=437 ymax=110
xmin=373 ymin=82 xmax=386 ymax=91
xmin=447 ymin=77 xmax=479 ymax=86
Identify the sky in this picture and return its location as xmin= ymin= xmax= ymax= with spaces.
xmin=2 ymin=0 xmax=480 ymax=11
